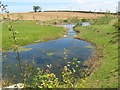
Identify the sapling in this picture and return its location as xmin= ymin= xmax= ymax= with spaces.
xmin=0 ymin=2 xmax=24 ymax=85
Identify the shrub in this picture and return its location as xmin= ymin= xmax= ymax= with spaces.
xmin=63 ymin=19 xmax=68 ymax=23
xmin=114 ymin=21 xmax=120 ymax=30
xmin=81 ymin=19 xmax=87 ymax=22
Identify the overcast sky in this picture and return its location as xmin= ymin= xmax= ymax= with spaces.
xmin=1 ymin=0 xmax=119 ymax=13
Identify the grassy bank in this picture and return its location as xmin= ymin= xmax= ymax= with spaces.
xmin=2 ymin=21 xmax=66 ymax=49
xmin=74 ymin=17 xmax=118 ymax=88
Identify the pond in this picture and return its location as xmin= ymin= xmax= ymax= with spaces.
xmin=2 ymin=22 xmax=94 ymax=82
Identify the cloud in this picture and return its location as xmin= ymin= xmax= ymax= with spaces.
xmin=2 ymin=0 xmax=119 ymax=3
xmin=76 ymin=0 xmax=86 ymax=4
xmin=2 ymin=0 xmax=76 ymax=2
xmin=2 ymin=0 xmax=118 ymax=13
xmin=104 ymin=1 xmax=114 ymax=4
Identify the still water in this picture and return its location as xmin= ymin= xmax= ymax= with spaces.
xmin=2 ymin=22 xmax=93 ymax=82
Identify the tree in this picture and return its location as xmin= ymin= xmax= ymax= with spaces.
xmin=33 ymin=6 xmax=42 ymax=12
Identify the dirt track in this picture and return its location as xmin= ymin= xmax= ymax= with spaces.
xmin=2 ymin=12 xmax=105 ymax=21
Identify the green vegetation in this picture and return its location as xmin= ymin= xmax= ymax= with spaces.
xmin=114 ymin=20 xmax=120 ymax=29
xmin=28 ymin=58 xmax=86 ymax=88
xmin=63 ymin=19 xmax=68 ymax=23
xmin=91 ymin=16 xmax=116 ymax=25
xmin=2 ymin=4 xmax=85 ymax=87
xmin=2 ymin=3 xmax=118 ymax=87
xmin=3 ymin=49 xmax=86 ymax=88
xmin=74 ymin=16 xmax=118 ymax=88
xmin=2 ymin=21 xmax=66 ymax=49
xmin=39 ymin=17 xmax=80 ymax=25
xmin=81 ymin=19 xmax=90 ymax=22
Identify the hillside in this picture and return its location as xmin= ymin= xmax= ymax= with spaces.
xmin=2 ymin=12 xmax=105 ymax=21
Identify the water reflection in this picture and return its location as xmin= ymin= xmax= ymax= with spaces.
xmin=2 ymin=22 xmax=94 ymax=82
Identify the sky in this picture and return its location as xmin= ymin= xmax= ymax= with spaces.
xmin=1 ymin=0 xmax=119 ymax=13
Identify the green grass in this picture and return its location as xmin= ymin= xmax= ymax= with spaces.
xmin=74 ymin=17 xmax=118 ymax=88
xmin=38 ymin=17 xmax=80 ymax=25
xmin=114 ymin=20 xmax=120 ymax=29
xmin=2 ymin=21 xmax=66 ymax=49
